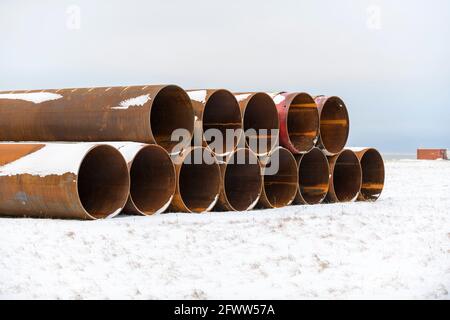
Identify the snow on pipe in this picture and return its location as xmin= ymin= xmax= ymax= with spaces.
xmin=0 ymin=143 xmax=130 ymax=220
xmin=351 ymin=147 xmax=385 ymax=201
xmin=187 ymin=89 xmax=243 ymax=156
xmin=214 ymin=148 xmax=263 ymax=211
xmin=109 ymin=142 xmax=176 ymax=215
xmin=314 ymin=96 xmax=350 ymax=156
xmin=326 ymin=149 xmax=362 ymax=203
xmin=268 ymin=92 xmax=319 ymax=154
xmin=0 ymin=85 xmax=195 ymax=155
xmin=168 ymin=146 xmax=221 ymax=213
xmin=233 ymin=93 xmax=279 ymax=156
xmin=257 ymin=147 xmax=298 ymax=208
xmin=294 ymin=147 xmax=330 ymax=205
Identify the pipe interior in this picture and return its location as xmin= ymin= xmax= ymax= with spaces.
xmin=360 ymin=149 xmax=385 ymax=200
xmin=179 ymin=149 xmax=221 ymax=212
xmin=129 ymin=146 xmax=175 ymax=214
xmin=320 ymin=97 xmax=349 ymax=154
xmin=77 ymin=145 xmax=129 ymax=219
xmin=224 ymin=149 xmax=262 ymax=211
xmin=202 ymin=90 xmax=242 ymax=155
xmin=287 ymin=93 xmax=319 ymax=152
xmin=244 ymin=93 xmax=279 ymax=155
xmin=298 ymin=149 xmax=329 ymax=204
xmin=333 ymin=151 xmax=361 ymax=202
xmin=151 ymin=86 xmax=194 ymax=153
xmin=264 ymin=148 xmax=298 ymax=207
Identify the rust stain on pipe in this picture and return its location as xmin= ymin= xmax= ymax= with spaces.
xmin=0 ymin=85 xmax=195 ymax=154
xmin=269 ymin=92 xmax=319 ymax=154
xmin=314 ymin=96 xmax=350 ymax=156
xmin=0 ymin=143 xmax=130 ymax=219
xmin=112 ymin=143 xmax=176 ymax=215
xmin=215 ymin=148 xmax=263 ymax=211
xmin=352 ymin=148 xmax=385 ymax=201
xmin=234 ymin=93 xmax=279 ymax=156
xmin=187 ymin=89 xmax=242 ymax=156
xmin=326 ymin=149 xmax=362 ymax=203
xmin=294 ymin=147 xmax=330 ymax=205
xmin=257 ymin=147 xmax=298 ymax=208
xmin=168 ymin=146 xmax=221 ymax=213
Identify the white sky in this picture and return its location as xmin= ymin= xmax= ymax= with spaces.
xmin=1 ymin=0 xmax=449 ymax=153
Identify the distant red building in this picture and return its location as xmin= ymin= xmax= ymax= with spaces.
xmin=417 ymin=149 xmax=448 ymax=160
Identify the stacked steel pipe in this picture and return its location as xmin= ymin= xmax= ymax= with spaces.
xmin=0 ymin=85 xmax=384 ymax=219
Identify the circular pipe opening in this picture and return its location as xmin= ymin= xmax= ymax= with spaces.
xmin=263 ymin=148 xmax=298 ymax=207
xmin=129 ymin=145 xmax=176 ymax=215
xmin=77 ymin=145 xmax=130 ymax=219
xmin=150 ymin=85 xmax=194 ymax=153
xmin=287 ymin=93 xmax=319 ymax=153
xmin=359 ymin=149 xmax=385 ymax=201
xmin=243 ymin=93 xmax=279 ymax=155
xmin=202 ymin=90 xmax=242 ymax=155
xmin=332 ymin=150 xmax=361 ymax=202
xmin=179 ymin=148 xmax=221 ymax=212
xmin=319 ymin=97 xmax=349 ymax=154
xmin=297 ymin=148 xmax=330 ymax=204
xmin=224 ymin=149 xmax=262 ymax=211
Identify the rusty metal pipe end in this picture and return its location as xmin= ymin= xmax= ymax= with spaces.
xmin=326 ymin=149 xmax=362 ymax=203
xmin=125 ymin=145 xmax=176 ymax=215
xmin=240 ymin=93 xmax=279 ymax=156
xmin=189 ymin=89 xmax=243 ymax=156
xmin=272 ymin=92 xmax=319 ymax=154
xmin=215 ymin=148 xmax=263 ymax=211
xmin=77 ymin=145 xmax=130 ymax=219
xmin=171 ymin=147 xmax=221 ymax=213
xmin=258 ymin=147 xmax=298 ymax=208
xmin=353 ymin=148 xmax=385 ymax=201
xmin=315 ymin=96 xmax=350 ymax=156
xmin=151 ymin=85 xmax=195 ymax=154
xmin=295 ymin=147 xmax=330 ymax=205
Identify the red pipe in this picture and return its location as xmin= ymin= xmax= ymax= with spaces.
xmin=269 ymin=92 xmax=319 ymax=154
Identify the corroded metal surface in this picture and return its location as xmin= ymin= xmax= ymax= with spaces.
xmin=187 ymin=89 xmax=243 ymax=156
xmin=268 ymin=92 xmax=319 ymax=154
xmin=0 ymin=85 xmax=195 ymax=154
xmin=233 ymin=92 xmax=279 ymax=156
xmin=326 ymin=149 xmax=362 ymax=203
xmin=257 ymin=147 xmax=298 ymax=208
xmin=214 ymin=148 xmax=262 ymax=211
xmin=294 ymin=147 xmax=330 ymax=205
xmin=168 ymin=146 xmax=221 ymax=213
xmin=112 ymin=143 xmax=176 ymax=215
xmin=314 ymin=96 xmax=350 ymax=156
xmin=0 ymin=143 xmax=130 ymax=219
xmin=352 ymin=148 xmax=385 ymax=201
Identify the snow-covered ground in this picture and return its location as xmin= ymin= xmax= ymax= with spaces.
xmin=0 ymin=160 xmax=449 ymax=299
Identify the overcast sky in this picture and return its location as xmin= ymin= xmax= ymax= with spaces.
xmin=1 ymin=0 xmax=449 ymax=153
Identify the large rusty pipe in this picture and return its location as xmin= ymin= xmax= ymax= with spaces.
xmin=294 ymin=147 xmax=330 ymax=205
xmin=326 ymin=149 xmax=362 ymax=203
xmin=0 ymin=85 xmax=195 ymax=154
xmin=234 ymin=93 xmax=279 ymax=156
xmin=314 ymin=96 xmax=350 ymax=156
xmin=257 ymin=147 xmax=298 ymax=208
xmin=269 ymin=92 xmax=319 ymax=154
xmin=168 ymin=147 xmax=221 ymax=213
xmin=351 ymin=148 xmax=385 ymax=201
xmin=111 ymin=143 xmax=176 ymax=215
xmin=215 ymin=148 xmax=263 ymax=211
xmin=0 ymin=143 xmax=130 ymax=219
xmin=187 ymin=89 xmax=242 ymax=156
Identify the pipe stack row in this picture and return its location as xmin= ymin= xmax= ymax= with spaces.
xmin=0 ymin=85 xmax=385 ymax=219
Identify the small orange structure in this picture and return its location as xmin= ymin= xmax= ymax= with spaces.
xmin=417 ymin=149 xmax=448 ymax=160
